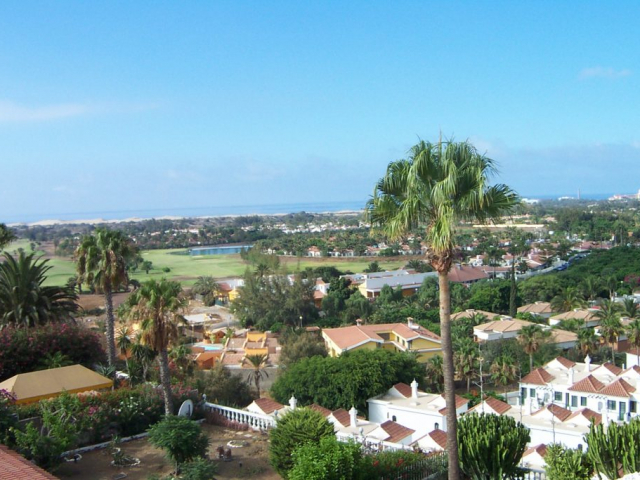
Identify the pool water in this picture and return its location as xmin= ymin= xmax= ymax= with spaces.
xmin=188 ymin=245 xmax=252 ymax=256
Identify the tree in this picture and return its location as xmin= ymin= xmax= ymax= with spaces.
xmin=170 ymin=344 xmax=196 ymax=379
xmin=518 ymin=324 xmax=549 ymax=372
xmin=0 ymin=224 xmax=16 ymax=251
xmin=366 ymin=139 xmax=518 ymax=480
xmin=141 ymin=260 xmax=153 ymax=274
xmin=585 ymin=418 xmax=640 ymax=479
xmin=269 ymin=407 xmax=335 ymax=478
xmin=363 ymin=261 xmax=382 ymax=273
xmin=289 ymin=436 xmax=362 ymax=480
xmin=550 ymin=287 xmax=586 ymax=313
xmin=577 ymin=327 xmax=599 ymax=356
xmin=0 ymin=251 xmax=78 ymax=329
xmin=454 ymin=338 xmax=479 ymax=392
xmin=191 ymin=276 xmax=220 ymax=306
xmin=147 ymin=416 xmax=209 ymax=473
xmin=76 ymin=229 xmax=137 ymax=366
xmin=279 ymin=330 xmax=328 ymax=369
xmin=457 ymin=413 xmax=529 ymax=480
xmin=192 ymin=365 xmax=254 ymax=408
xmin=490 ymin=355 xmax=518 ymax=394
xmin=425 ymin=354 xmax=445 ymax=393
xmin=621 ymin=297 xmax=639 ymax=319
xmin=627 ymin=318 xmax=640 ymax=366
xmin=245 ymin=353 xmax=269 ymax=396
xmin=596 ymin=300 xmax=624 ymax=363
xmin=123 ymin=279 xmax=186 ymax=415
xmin=116 ymin=325 xmax=133 ymax=377
xmin=544 ymin=444 xmax=592 ymax=480
xmin=580 ymin=276 xmax=603 ymax=302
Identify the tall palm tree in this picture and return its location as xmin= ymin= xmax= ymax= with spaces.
xmin=116 ymin=325 xmax=133 ymax=377
xmin=518 ymin=325 xmax=548 ymax=372
xmin=550 ymin=287 xmax=586 ymax=313
xmin=169 ymin=344 xmax=195 ymax=379
xmin=620 ymin=298 xmax=639 ymax=320
xmin=604 ymin=275 xmax=619 ymax=301
xmin=577 ymin=327 xmax=599 ymax=356
xmin=425 ymin=354 xmax=444 ymax=393
xmin=627 ymin=318 xmax=640 ymax=366
xmin=454 ymin=338 xmax=479 ymax=392
xmin=76 ymin=229 xmax=137 ymax=366
xmin=581 ymin=276 xmax=602 ymax=303
xmin=366 ymin=139 xmax=518 ymax=479
xmin=0 ymin=251 xmax=78 ymax=329
xmin=130 ymin=333 xmax=157 ymax=382
xmin=191 ymin=276 xmax=220 ymax=306
xmin=598 ymin=316 xmax=624 ymax=364
xmin=123 ymin=279 xmax=186 ymax=415
xmin=245 ymin=353 xmax=269 ymax=396
xmin=490 ymin=355 xmax=518 ymax=395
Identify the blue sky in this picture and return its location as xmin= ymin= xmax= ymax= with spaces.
xmin=1 ymin=1 xmax=640 ymax=221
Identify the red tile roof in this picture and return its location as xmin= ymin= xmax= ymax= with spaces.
xmin=393 ymin=382 xmax=412 ymax=398
xmin=331 ymin=408 xmax=351 ymax=427
xmin=521 ymin=368 xmax=555 ymax=385
xmin=428 ymin=429 xmax=448 ymax=449
xmin=438 ymin=394 xmax=468 ymax=415
xmin=565 ymin=408 xmax=602 ymax=426
xmin=252 ymin=398 xmax=284 ymax=415
xmin=523 ymin=444 xmax=547 ymax=458
xmin=555 ymin=356 xmax=576 ymax=369
xmin=485 ymin=397 xmax=512 ymax=415
xmin=309 ymin=404 xmax=332 ymax=417
xmin=569 ymin=375 xmax=606 ymax=394
xmin=447 ymin=265 xmax=489 ymax=283
xmin=599 ymin=363 xmax=623 ymax=376
xmin=380 ymin=420 xmax=415 ymax=443
xmin=0 ymin=444 xmax=59 ymax=480
xmin=599 ymin=378 xmax=636 ymax=398
xmin=545 ymin=404 xmax=572 ymax=421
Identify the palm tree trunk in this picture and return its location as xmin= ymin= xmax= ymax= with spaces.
xmin=104 ymin=287 xmax=117 ymax=367
xmin=530 ymin=353 xmax=533 ymax=373
xmin=509 ymin=262 xmax=517 ymax=317
xmin=439 ymin=271 xmax=460 ymax=480
xmin=255 ymin=371 xmax=260 ymax=397
xmin=158 ymin=349 xmax=174 ymax=415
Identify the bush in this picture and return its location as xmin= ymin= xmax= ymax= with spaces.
xmin=289 ymin=436 xmax=362 ymax=480
xmin=544 ymin=444 xmax=592 ymax=480
xmin=360 ymin=450 xmax=438 ymax=479
xmin=458 ymin=413 xmax=530 ymax=480
xmin=0 ymin=323 xmax=106 ymax=380
xmin=0 ymin=389 xmax=17 ymax=445
xmin=178 ymin=458 xmax=218 ymax=480
xmin=190 ymin=365 xmax=254 ymax=408
xmin=269 ymin=407 xmax=335 ymax=478
xmin=148 ymin=416 xmax=209 ymax=472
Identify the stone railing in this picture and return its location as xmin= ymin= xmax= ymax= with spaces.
xmin=336 ymin=431 xmax=413 ymax=452
xmin=203 ymin=402 xmax=276 ymax=430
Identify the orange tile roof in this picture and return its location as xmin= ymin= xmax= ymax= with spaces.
xmin=534 ymin=404 xmax=571 ymax=421
xmin=518 ymin=302 xmax=554 ymax=315
xmin=565 ymin=408 xmax=602 ymax=426
xmin=309 ymin=404 xmax=332 ymax=417
xmin=427 ymin=429 xmax=448 ymax=449
xmin=523 ymin=444 xmax=547 ymax=458
xmin=555 ymin=356 xmax=577 ymax=369
xmin=600 ymin=378 xmax=636 ymax=398
xmin=569 ymin=375 xmax=606 ymax=394
xmin=521 ymin=368 xmax=555 ymax=385
xmin=393 ymin=383 xmax=412 ymax=398
xmin=485 ymin=397 xmax=512 ymax=415
xmin=323 ymin=323 xmax=440 ymax=350
xmin=331 ymin=409 xmax=351 ymax=427
xmin=599 ymin=363 xmax=623 ymax=376
xmin=447 ymin=265 xmax=489 ymax=283
xmin=252 ymin=398 xmax=283 ymax=415
xmin=438 ymin=394 xmax=468 ymax=415
xmin=0 ymin=444 xmax=59 ymax=480
xmin=380 ymin=420 xmax=415 ymax=443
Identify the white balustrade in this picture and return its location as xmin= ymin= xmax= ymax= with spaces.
xmin=204 ymin=402 xmax=277 ymax=430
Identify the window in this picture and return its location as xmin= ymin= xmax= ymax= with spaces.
xmin=581 ymin=397 xmax=587 ymax=407
xmin=529 ymin=388 xmax=535 ymax=397
xmin=631 ymin=401 xmax=637 ymax=413
xmin=608 ymin=400 xmax=617 ymax=411
xmin=554 ymin=392 xmax=562 ymax=402
xmin=521 ymin=388 xmax=527 ymax=399
xmin=434 ymin=422 xmax=439 ymax=430
xmin=392 ymin=415 xmax=397 ymax=422
xmin=571 ymin=396 xmax=578 ymax=408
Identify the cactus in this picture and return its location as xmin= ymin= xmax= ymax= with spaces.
xmin=585 ymin=417 xmax=640 ymax=478
xmin=457 ymin=413 xmax=530 ymax=480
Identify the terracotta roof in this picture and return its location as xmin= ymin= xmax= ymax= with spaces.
xmin=447 ymin=265 xmax=489 ymax=283
xmin=565 ymin=408 xmax=602 ymax=426
xmin=523 ymin=444 xmax=547 ymax=458
xmin=535 ymin=404 xmax=571 ymax=422
xmin=599 ymin=363 xmax=623 ymax=376
xmin=521 ymin=368 xmax=555 ymax=385
xmin=451 ymin=310 xmax=501 ymax=321
xmin=550 ymin=309 xmax=598 ymax=322
xmin=427 ymin=429 xmax=448 ymax=449
xmin=252 ymin=398 xmax=283 ymax=415
xmin=380 ymin=420 xmax=415 ymax=443
xmin=550 ymin=330 xmax=578 ymax=344
xmin=438 ymin=394 xmax=468 ymax=414
xmin=518 ymin=302 xmax=554 ymax=315
xmin=600 ymin=378 xmax=636 ymax=398
xmin=323 ymin=322 xmax=440 ymax=351
xmin=0 ymin=444 xmax=59 ymax=480
xmin=475 ymin=319 xmax=533 ymax=333
xmin=485 ymin=397 xmax=512 ymax=415
xmin=331 ymin=408 xmax=351 ymax=427
xmin=555 ymin=356 xmax=577 ymax=369
xmin=218 ymin=282 xmax=233 ymax=292
xmin=308 ymin=404 xmax=332 ymax=417
xmin=390 ymin=323 xmax=441 ymax=342
xmin=569 ymin=375 xmax=606 ymax=394
xmin=393 ymin=383 xmax=412 ymax=398
xmin=313 ymin=290 xmax=326 ymax=300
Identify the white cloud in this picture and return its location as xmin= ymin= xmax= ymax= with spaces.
xmin=578 ymin=67 xmax=632 ymax=80
xmin=0 ymin=100 xmax=160 ymax=123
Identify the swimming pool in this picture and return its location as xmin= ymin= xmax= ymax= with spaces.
xmin=192 ymin=343 xmax=224 ymax=351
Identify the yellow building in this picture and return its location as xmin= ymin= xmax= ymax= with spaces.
xmin=321 ymin=320 xmax=442 ymax=363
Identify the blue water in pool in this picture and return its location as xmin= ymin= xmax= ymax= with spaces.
xmin=188 ymin=245 xmax=252 ymax=256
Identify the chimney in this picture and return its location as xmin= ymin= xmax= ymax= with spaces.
xmin=349 ymin=406 xmax=358 ymax=428
xmin=568 ymin=367 xmax=575 ymax=384
xmin=289 ymin=396 xmax=297 ymax=410
xmin=356 ymin=318 xmax=363 ymax=326
xmin=411 ymin=379 xmax=419 ymax=399
xmin=585 ymin=355 xmax=591 ymax=372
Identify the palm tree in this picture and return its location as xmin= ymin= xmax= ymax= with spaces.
xmin=0 ymin=251 xmax=78 ymax=329
xmin=116 ymin=325 xmax=133 ymax=377
xmin=454 ymin=338 xmax=479 ymax=392
xmin=581 ymin=276 xmax=602 ymax=303
xmin=627 ymin=318 xmax=640 ymax=366
xmin=598 ymin=315 xmax=624 ymax=364
xmin=620 ymin=298 xmax=639 ymax=320
xmin=0 ymin=224 xmax=16 ymax=251
xmin=577 ymin=327 xmax=599 ymax=356
xmin=604 ymin=275 xmax=619 ymax=301
xmin=550 ymin=287 xmax=586 ymax=313
xmin=169 ymin=344 xmax=195 ymax=379
xmin=506 ymin=230 xmax=530 ymax=317
xmin=130 ymin=333 xmax=157 ymax=382
xmin=366 ymin=139 xmax=518 ymax=479
xmin=245 ymin=353 xmax=269 ymax=396
xmin=123 ymin=279 xmax=186 ymax=415
xmin=191 ymin=276 xmax=220 ymax=306
xmin=518 ymin=325 xmax=548 ymax=372
xmin=425 ymin=355 xmax=444 ymax=393
xmin=76 ymin=229 xmax=137 ymax=366
xmin=490 ymin=355 xmax=518 ymax=395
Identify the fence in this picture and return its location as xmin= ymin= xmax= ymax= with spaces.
xmin=522 ymin=470 xmax=546 ymax=480
xmin=203 ymin=402 xmax=276 ymax=430
xmin=377 ymin=452 xmax=448 ymax=480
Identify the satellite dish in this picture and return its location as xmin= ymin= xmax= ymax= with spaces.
xmin=178 ymin=399 xmax=194 ymax=418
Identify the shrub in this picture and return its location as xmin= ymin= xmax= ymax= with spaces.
xmin=360 ymin=450 xmax=432 ymax=479
xmin=544 ymin=444 xmax=592 ymax=480
xmin=0 ymin=323 xmax=106 ymax=380
xmin=585 ymin=418 xmax=640 ymax=479
xmin=190 ymin=365 xmax=254 ymax=408
xmin=178 ymin=458 xmax=218 ymax=480
xmin=269 ymin=407 xmax=335 ymax=478
xmin=289 ymin=436 xmax=362 ymax=480
xmin=458 ymin=413 xmax=530 ymax=480
xmin=148 ymin=416 xmax=209 ymax=472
